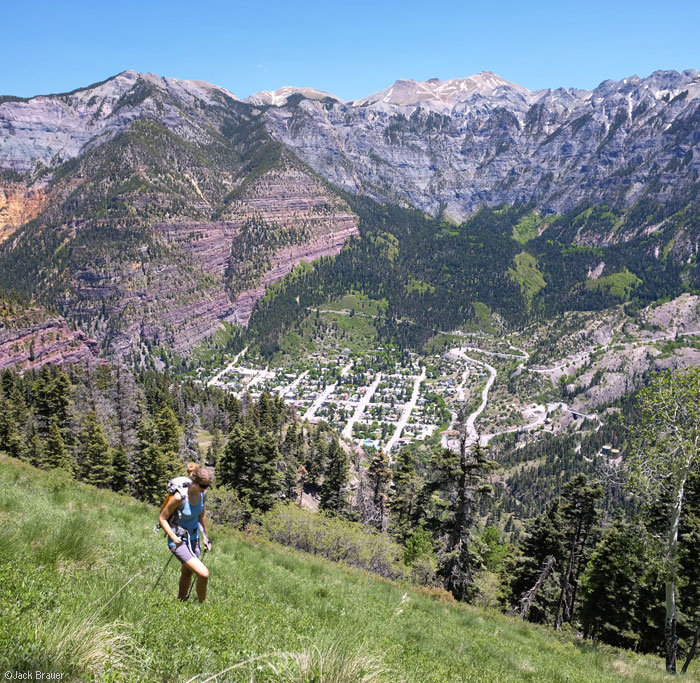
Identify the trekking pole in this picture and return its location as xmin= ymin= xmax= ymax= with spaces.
xmin=151 ymin=553 xmax=174 ymax=592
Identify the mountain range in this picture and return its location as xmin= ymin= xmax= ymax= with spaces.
xmin=0 ymin=68 xmax=699 ymax=356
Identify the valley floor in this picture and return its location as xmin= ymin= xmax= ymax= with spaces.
xmin=198 ymin=294 xmax=700 ymax=469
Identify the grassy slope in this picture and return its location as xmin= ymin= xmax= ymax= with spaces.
xmin=0 ymin=456 xmax=682 ymax=682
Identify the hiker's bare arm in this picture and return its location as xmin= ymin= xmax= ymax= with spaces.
xmin=159 ymin=493 xmax=184 ymax=545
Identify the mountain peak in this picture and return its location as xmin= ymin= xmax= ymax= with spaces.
xmin=355 ymin=72 xmax=528 ymax=109
xmin=245 ymin=86 xmax=343 ymax=106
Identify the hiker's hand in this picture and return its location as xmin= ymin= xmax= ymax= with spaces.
xmin=174 ymin=538 xmax=184 ymax=547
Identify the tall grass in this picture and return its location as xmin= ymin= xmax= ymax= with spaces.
xmin=0 ymin=456 xmax=684 ymax=682
xmin=18 ymin=613 xmax=138 ymax=677
xmin=282 ymin=637 xmax=391 ymax=683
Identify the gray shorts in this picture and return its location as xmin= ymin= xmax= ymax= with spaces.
xmin=169 ymin=535 xmax=201 ymax=564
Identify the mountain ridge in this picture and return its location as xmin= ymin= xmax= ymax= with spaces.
xmin=0 ymin=67 xmax=699 ymax=356
xmin=3 ymin=67 xmax=698 ymax=221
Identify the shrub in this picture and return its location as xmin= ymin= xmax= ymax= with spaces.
xmin=261 ymin=504 xmax=407 ymax=580
xmin=205 ymin=485 xmax=252 ymax=527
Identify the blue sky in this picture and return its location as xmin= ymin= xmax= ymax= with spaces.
xmin=3 ymin=0 xmax=698 ymax=100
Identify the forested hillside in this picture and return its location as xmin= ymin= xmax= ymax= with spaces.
xmin=248 ymin=197 xmax=700 ymax=355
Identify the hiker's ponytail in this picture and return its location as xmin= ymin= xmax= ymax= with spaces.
xmin=187 ymin=462 xmax=214 ymax=488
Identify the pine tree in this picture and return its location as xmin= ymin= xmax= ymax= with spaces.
xmin=217 ymin=423 xmax=248 ymax=489
xmin=389 ymin=449 xmax=424 ymax=541
xmin=251 ymin=432 xmax=283 ymax=512
xmin=319 ymin=439 xmax=350 ymax=515
xmin=6 ymin=383 xmax=28 ymax=432
xmin=367 ymin=449 xmax=392 ymax=530
xmin=34 ymin=367 xmax=72 ymax=433
xmin=0 ymin=398 xmax=26 ymax=461
xmin=132 ymin=418 xmax=179 ymax=504
xmin=256 ymin=391 xmax=273 ymax=432
xmin=506 ymin=499 xmax=567 ymax=624
xmin=579 ymin=519 xmax=664 ymax=650
xmin=304 ymin=429 xmax=327 ymax=486
xmin=155 ymin=406 xmax=182 ymax=461
xmin=430 ymin=437 xmax=495 ymax=601
xmin=553 ymin=474 xmax=603 ymax=629
xmin=26 ymin=432 xmax=44 ymax=468
xmin=111 ymin=444 xmax=130 ymax=492
xmin=218 ymin=423 xmax=282 ymax=513
xmin=50 ymin=370 xmax=72 ymax=427
xmin=45 ymin=419 xmax=73 ymax=473
xmin=206 ymin=428 xmax=225 ymax=467
xmin=228 ymin=395 xmax=242 ymax=427
xmin=368 ymin=449 xmax=392 ymax=505
xmin=79 ymin=412 xmax=113 ymax=487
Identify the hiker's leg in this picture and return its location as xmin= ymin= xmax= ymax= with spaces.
xmin=183 ymin=556 xmax=209 ymax=603
xmin=178 ymin=564 xmax=194 ymax=599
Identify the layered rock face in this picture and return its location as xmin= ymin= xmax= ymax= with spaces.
xmin=36 ymin=157 xmax=357 ymax=356
xmin=153 ymin=163 xmax=358 ymax=344
xmin=263 ymin=70 xmax=700 ymax=221
xmin=0 ymin=73 xmax=359 ymax=355
xmin=0 ymin=305 xmax=98 ymax=371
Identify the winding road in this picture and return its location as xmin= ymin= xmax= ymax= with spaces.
xmin=441 ymin=344 xmax=601 ymax=452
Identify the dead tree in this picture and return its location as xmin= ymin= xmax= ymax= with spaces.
xmin=511 ymin=555 xmax=557 ymax=619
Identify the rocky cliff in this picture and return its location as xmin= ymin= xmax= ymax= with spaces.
xmin=262 ymin=70 xmax=700 ymax=221
xmin=0 ymin=181 xmax=49 ymax=241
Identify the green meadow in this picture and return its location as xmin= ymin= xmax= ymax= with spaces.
xmin=0 ymin=456 xmax=682 ymax=682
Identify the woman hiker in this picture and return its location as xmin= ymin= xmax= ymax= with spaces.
xmin=158 ymin=463 xmax=213 ymax=602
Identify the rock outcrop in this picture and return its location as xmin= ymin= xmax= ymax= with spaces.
xmin=0 ymin=71 xmax=240 ymax=173
xmin=246 ymin=86 xmax=341 ymax=107
xmin=0 ymin=182 xmax=50 ymax=241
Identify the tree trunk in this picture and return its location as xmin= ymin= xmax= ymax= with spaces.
xmin=514 ymin=555 xmax=556 ymax=620
xmin=665 ymin=481 xmax=685 ymax=674
xmin=568 ymin=523 xmax=592 ymax=626
xmin=555 ymin=514 xmax=584 ymax=630
xmin=666 ymin=582 xmax=678 ymax=674
xmin=681 ymin=619 xmax=700 ymax=675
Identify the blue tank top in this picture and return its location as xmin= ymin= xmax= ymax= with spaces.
xmin=167 ymin=490 xmax=205 ymax=548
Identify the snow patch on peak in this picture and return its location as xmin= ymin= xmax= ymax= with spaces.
xmin=354 ymin=72 xmax=528 ymax=110
xmin=245 ymin=87 xmax=342 ymax=106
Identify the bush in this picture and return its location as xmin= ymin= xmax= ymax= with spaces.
xmin=206 ymin=486 xmax=252 ymax=527
xmin=261 ymin=504 xmax=407 ymax=580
